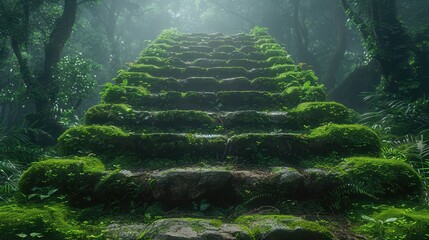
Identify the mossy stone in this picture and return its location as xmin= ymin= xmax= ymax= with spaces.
xmin=235 ymin=215 xmax=333 ymax=240
xmin=282 ymin=86 xmax=326 ymax=106
xmin=338 ymin=157 xmax=422 ymax=197
xmin=228 ymin=133 xmax=309 ymax=163
xmin=308 ymin=124 xmax=381 ymax=156
xmin=57 ymin=125 xmax=130 ymax=155
xmin=85 ymin=104 xmax=136 ymax=126
xmin=291 ymin=102 xmax=354 ymax=128
xmin=19 ymin=157 xmax=105 ymax=203
xmin=101 ymin=85 xmax=150 ymax=105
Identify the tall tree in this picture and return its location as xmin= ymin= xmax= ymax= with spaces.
xmin=0 ymin=0 xmax=93 ymax=137
xmin=342 ymin=0 xmax=429 ymax=98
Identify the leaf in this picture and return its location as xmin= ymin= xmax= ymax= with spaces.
xmin=384 ymin=217 xmax=398 ymax=223
xmin=16 ymin=233 xmax=27 ymax=238
xmin=361 ymin=215 xmax=377 ymax=222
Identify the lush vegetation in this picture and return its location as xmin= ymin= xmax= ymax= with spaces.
xmin=0 ymin=1 xmax=428 ymax=239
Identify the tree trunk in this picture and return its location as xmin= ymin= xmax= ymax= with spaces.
xmin=37 ymin=0 xmax=78 ymax=117
xmin=321 ymin=0 xmax=347 ymax=90
xmin=292 ymin=0 xmax=321 ymax=73
xmin=369 ymin=0 xmax=416 ymax=97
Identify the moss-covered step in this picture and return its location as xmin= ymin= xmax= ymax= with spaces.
xmin=138 ymin=215 xmax=333 ymax=240
xmin=128 ymin=64 xmax=283 ymax=79
xmin=57 ymin=124 xmax=380 ymax=163
xmin=102 ymin=88 xmax=325 ymax=111
xmin=19 ymin=159 xmax=421 ymax=208
xmin=84 ymin=102 xmax=355 ymax=133
xmin=113 ymin=72 xmax=312 ymax=93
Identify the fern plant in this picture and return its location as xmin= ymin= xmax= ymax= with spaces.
xmin=0 ymin=160 xmax=22 ymax=202
xmin=406 ymin=135 xmax=429 ymax=203
xmin=361 ymin=94 xmax=429 ymax=136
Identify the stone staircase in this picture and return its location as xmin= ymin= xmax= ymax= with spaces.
xmin=17 ymin=28 xmax=423 ymax=240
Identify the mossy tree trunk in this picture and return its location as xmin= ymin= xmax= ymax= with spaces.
xmin=342 ymin=0 xmax=428 ymax=99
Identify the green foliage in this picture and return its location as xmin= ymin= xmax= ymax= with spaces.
xmin=53 ymin=54 xmax=100 ymax=109
xmin=0 ymin=204 xmax=86 ymax=240
xmin=250 ymin=26 xmax=270 ymax=36
xmin=357 ymin=207 xmax=429 ymax=240
xmin=0 ymin=160 xmax=22 ymax=202
xmin=361 ymin=95 xmax=429 ymax=136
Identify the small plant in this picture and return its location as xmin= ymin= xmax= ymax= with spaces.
xmin=27 ymin=187 xmax=59 ymax=201
xmin=361 ymin=215 xmax=398 ymax=239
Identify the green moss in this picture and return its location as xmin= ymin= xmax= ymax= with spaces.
xmin=136 ymin=56 xmax=170 ymax=66
xmin=357 ymin=208 xmax=429 ymax=240
xmin=308 ymin=124 xmax=381 ymax=156
xmin=276 ymin=70 xmax=318 ymax=85
xmin=266 ymin=56 xmax=294 ymax=65
xmin=206 ymin=66 xmax=248 ymax=78
xmin=57 ymin=125 xmax=130 ymax=155
xmin=101 ymin=84 xmax=150 ymax=105
xmin=235 ymin=215 xmax=333 ymax=240
xmin=19 ymin=157 xmax=104 ymax=202
xmin=114 ymin=71 xmax=179 ymax=90
xmin=0 ymin=204 xmax=86 ymax=240
xmin=140 ymin=133 xmax=227 ymax=160
xmin=175 ymin=51 xmax=211 ymax=61
xmin=152 ymin=110 xmax=216 ymax=131
xmin=223 ymin=111 xmax=276 ymax=131
xmin=217 ymin=91 xmax=280 ymax=111
xmin=282 ymin=86 xmax=326 ymax=107
xmin=338 ymin=157 xmax=422 ymax=197
xmin=128 ymin=64 xmax=184 ymax=78
xmin=264 ymin=49 xmax=288 ymax=58
xmin=291 ymin=102 xmax=354 ymax=127
xmin=227 ymin=59 xmax=265 ymax=69
xmin=85 ymin=104 xmax=136 ymax=126
xmin=228 ymin=133 xmax=309 ymax=163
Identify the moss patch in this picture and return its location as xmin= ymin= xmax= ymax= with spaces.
xmin=235 ymin=214 xmax=333 ymax=240
xmin=291 ymin=102 xmax=354 ymax=128
xmin=19 ymin=157 xmax=105 ymax=203
xmin=338 ymin=157 xmax=422 ymax=197
xmin=57 ymin=125 xmax=130 ymax=155
xmin=0 ymin=204 xmax=87 ymax=240
xmin=308 ymin=124 xmax=381 ymax=156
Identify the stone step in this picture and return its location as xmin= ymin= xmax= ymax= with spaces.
xmin=136 ymin=57 xmax=294 ymax=69
xmin=119 ymin=215 xmax=334 ymax=240
xmin=20 ymin=157 xmax=421 ymax=209
xmin=102 ymin=88 xmax=325 ymax=111
xmin=145 ymin=51 xmax=271 ymax=62
xmin=114 ymin=74 xmax=304 ymax=93
xmin=84 ymin=102 xmax=354 ymax=133
xmin=57 ymin=124 xmax=381 ymax=163
xmin=128 ymin=64 xmax=283 ymax=79
xmin=173 ymin=33 xmax=256 ymax=42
